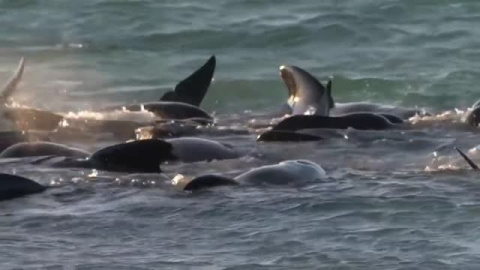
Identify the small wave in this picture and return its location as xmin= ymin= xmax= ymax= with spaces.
xmin=409 ymin=109 xmax=467 ymax=128
xmin=61 ymin=107 xmax=156 ymax=123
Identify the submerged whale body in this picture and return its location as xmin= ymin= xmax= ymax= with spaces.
xmin=271 ymin=113 xmax=395 ymax=132
xmin=0 ymin=131 xmax=31 ymax=152
xmin=257 ymin=130 xmax=324 ymax=142
xmin=0 ymin=173 xmax=46 ymax=201
xmin=183 ymin=160 xmax=326 ymax=191
xmin=462 ymin=100 xmax=480 ymax=127
xmin=167 ymin=137 xmax=239 ymax=162
xmin=0 ymin=142 xmax=91 ymax=158
xmin=279 ymin=65 xmax=331 ymax=116
xmin=55 ymin=139 xmax=175 ymax=173
xmin=330 ymin=101 xmax=424 ymax=120
xmin=5 ymin=137 xmax=241 ymax=173
xmin=101 ymin=55 xmax=216 ymax=120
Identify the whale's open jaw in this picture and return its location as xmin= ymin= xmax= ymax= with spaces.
xmin=280 ymin=65 xmax=298 ymax=107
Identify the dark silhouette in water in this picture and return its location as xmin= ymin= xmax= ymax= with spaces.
xmin=159 ymin=55 xmax=216 ymax=107
xmin=271 ymin=113 xmax=395 ymax=132
xmin=455 ymin=147 xmax=479 ymax=170
xmin=0 ymin=173 xmax=46 ymax=201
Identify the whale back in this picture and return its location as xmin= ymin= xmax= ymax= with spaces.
xmin=183 ymin=174 xmax=238 ymax=191
xmin=235 ymin=160 xmax=326 ymax=186
xmin=166 ymin=137 xmax=239 ymax=163
xmin=0 ymin=173 xmax=46 ymax=201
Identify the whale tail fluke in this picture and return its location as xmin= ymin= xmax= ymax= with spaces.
xmin=0 ymin=57 xmax=25 ymax=104
xmin=183 ymin=174 xmax=238 ymax=191
xmin=160 ymin=55 xmax=216 ymax=107
xmin=455 ymin=147 xmax=479 ymax=170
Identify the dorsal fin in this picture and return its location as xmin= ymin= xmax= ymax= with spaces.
xmin=160 ymin=55 xmax=216 ymax=107
xmin=455 ymin=147 xmax=479 ymax=170
xmin=0 ymin=58 xmax=25 ymax=104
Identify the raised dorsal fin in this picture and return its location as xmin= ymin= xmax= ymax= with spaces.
xmin=160 ymin=55 xmax=216 ymax=107
xmin=0 ymin=58 xmax=25 ymax=104
xmin=455 ymin=147 xmax=479 ymax=170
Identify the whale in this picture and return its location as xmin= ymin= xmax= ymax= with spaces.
xmin=167 ymin=137 xmax=239 ymax=163
xmin=4 ymin=137 xmax=241 ymax=172
xmin=327 ymin=80 xmax=426 ymax=120
xmin=278 ymin=64 xmax=425 ymax=119
xmin=270 ymin=113 xmax=396 ymax=132
xmin=256 ymin=130 xmax=324 ymax=142
xmin=0 ymin=173 xmax=46 ymax=201
xmin=35 ymin=139 xmax=176 ymax=173
xmin=0 ymin=142 xmax=91 ymax=158
xmin=101 ymin=55 xmax=216 ymax=120
xmin=182 ymin=160 xmax=326 ymax=191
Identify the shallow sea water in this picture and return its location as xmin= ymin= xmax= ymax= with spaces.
xmin=2 ymin=0 xmax=480 ymax=269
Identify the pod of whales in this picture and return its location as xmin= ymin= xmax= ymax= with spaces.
xmin=271 ymin=113 xmax=396 ymax=132
xmin=2 ymin=54 xmax=480 ymax=203
xmin=183 ymin=160 xmax=326 ymax=191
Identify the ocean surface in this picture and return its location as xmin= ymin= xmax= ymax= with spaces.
xmin=2 ymin=0 xmax=480 ymax=269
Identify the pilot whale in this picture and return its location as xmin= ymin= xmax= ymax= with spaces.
xmin=0 ymin=173 xmax=46 ymax=201
xmin=278 ymin=64 xmax=425 ymax=120
xmin=2 ymin=137 xmax=241 ymax=172
xmin=181 ymin=160 xmax=326 ymax=191
xmin=101 ymin=55 xmax=216 ymax=120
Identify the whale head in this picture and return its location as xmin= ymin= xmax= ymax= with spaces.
xmin=279 ymin=65 xmax=332 ymax=116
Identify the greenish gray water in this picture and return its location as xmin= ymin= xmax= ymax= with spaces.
xmin=1 ymin=1 xmax=480 ymax=269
